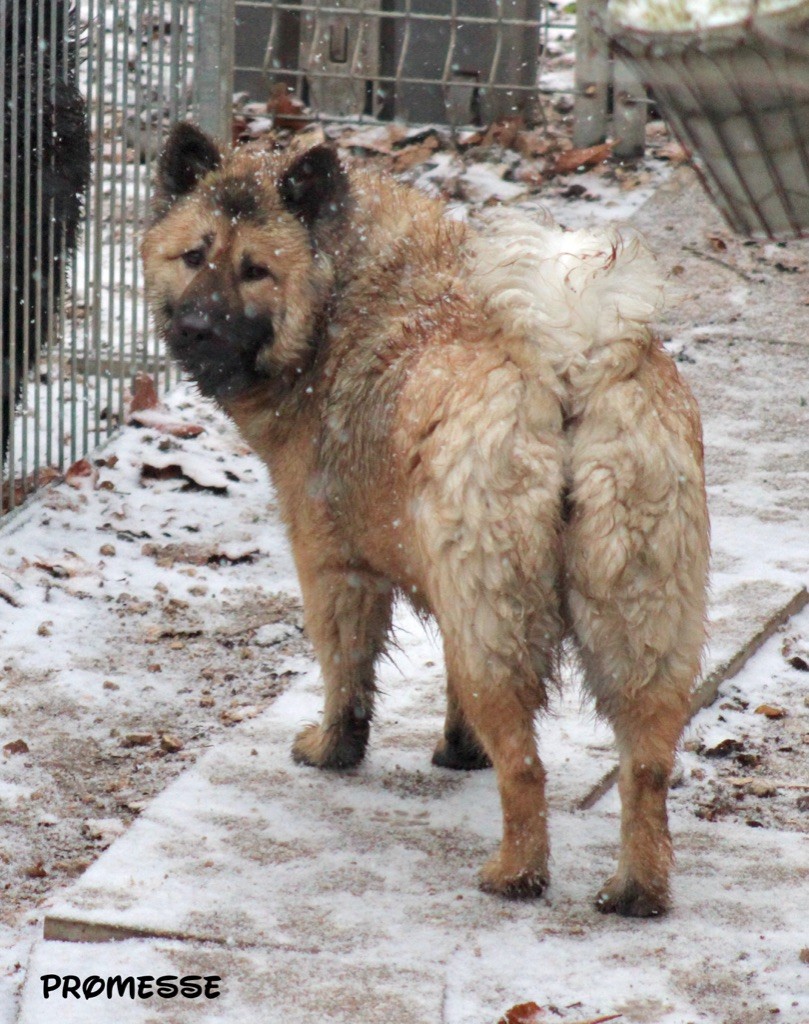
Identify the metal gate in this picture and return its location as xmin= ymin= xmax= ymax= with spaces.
xmin=0 ymin=0 xmax=195 ymax=518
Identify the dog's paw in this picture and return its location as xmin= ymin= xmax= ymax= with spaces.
xmin=291 ymin=720 xmax=368 ymax=770
xmin=594 ymin=876 xmax=669 ymax=918
xmin=479 ymin=854 xmax=548 ymax=900
xmin=431 ymin=735 xmax=492 ymax=771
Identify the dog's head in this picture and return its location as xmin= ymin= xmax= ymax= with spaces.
xmin=141 ymin=123 xmax=349 ymax=402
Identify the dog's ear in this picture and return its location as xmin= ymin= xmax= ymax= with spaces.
xmin=279 ymin=145 xmax=348 ymax=229
xmin=154 ymin=123 xmax=221 ymax=213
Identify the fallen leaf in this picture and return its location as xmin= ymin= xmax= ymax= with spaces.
xmin=707 ymin=234 xmax=728 ymax=252
xmin=24 ymin=861 xmax=47 ymax=879
xmin=221 ymin=705 xmax=261 ymax=725
xmin=129 ymin=408 xmax=205 ymax=438
xmin=3 ymin=739 xmax=29 ymax=756
xmin=392 ymin=138 xmax=440 ymax=172
xmin=514 ymin=128 xmax=552 ymax=159
xmin=456 ymin=128 xmax=485 ymax=149
xmin=141 ymin=541 xmax=258 ymax=568
xmin=482 ymin=115 xmax=524 ymax=149
xmin=788 ymin=655 xmax=809 ymax=671
xmin=755 ymin=704 xmax=786 ymax=719
xmin=500 ymin=1001 xmax=545 ymax=1024
xmin=702 ymin=737 xmax=745 ymax=757
xmin=140 ymin=453 xmax=230 ymax=494
xmin=267 ymin=84 xmax=309 ymax=131
xmin=65 ymin=458 xmax=98 ymax=490
xmin=340 ymin=127 xmax=395 ymax=156
xmin=120 ymin=733 xmax=154 ymax=748
xmin=658 ymin=139 xmax=689 ymax=163
xmin=160 ymin=733 xmax=184 ymax=753
xmin=551 ymin=142 xmax=612 ymax=175
xmin=129 ymin=372 xmax=160 ymax=414
xmin=749 ymin=780 xmax=777 ymax=798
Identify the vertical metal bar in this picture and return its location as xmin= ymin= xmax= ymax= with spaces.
xmin=133 ymin=0 xmax=146 ymax=384
xmin=45 ymin=1 xmax=57 ymax=473
xmin=169 ymin=0 xmax=182 ymax=120
xmin=115 ymin=0 xmax=130 ymax=429
xmin=573 ymin=0 xmax=610 ymax=148
xmin=7 ymin=0 xmax=21 ymax=510
xmin=143 ymin=0 xmax=157 ymax=377
xmin=90 ymin=0 xmax=106 ymax=453
xmin=0 ymin=6 xmax=8 ymax=503
xmin=62 ymin=0 xmax=77 ymax=472
xmin=179 ymin=0 xmax=192 ymax=121
xmin=195 ymin=0 xmax=235 ymax=145
xmin=107 ymin=0 xmax=122 ymax=436
xmin=33 ymin=0 xmax=46 ymax=486
xmin=19 ymin=0 xmax=32 ymax=492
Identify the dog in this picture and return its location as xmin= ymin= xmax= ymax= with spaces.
xmin=142 ymin=122 xmax=710 ymax=917
xmin=1 ymin=0 xmax=90 ymax=461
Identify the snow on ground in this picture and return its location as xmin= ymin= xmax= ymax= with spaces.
xmin=0 ymin=160 xmax=806 ymax=1022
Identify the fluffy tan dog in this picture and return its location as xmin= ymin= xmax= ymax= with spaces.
xmin=142 ymin=123 xmax=709 ymax=917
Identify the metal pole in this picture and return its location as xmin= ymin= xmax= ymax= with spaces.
xmin=195 ymin=0 xmax=236 ymax=145
xmin=573 ymin=0 xmax=610 ymax=148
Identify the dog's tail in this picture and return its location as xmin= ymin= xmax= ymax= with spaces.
xmin=466 ymin=211 xmax=666 ymax=385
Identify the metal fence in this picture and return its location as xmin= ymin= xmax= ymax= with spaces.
xmin=234 ymin=0 xmax=564 ymax=127
xmin=0 ymin=0 xmax=646 ymax=522
xmin=0 ymin=0 xmax=196 ymax=517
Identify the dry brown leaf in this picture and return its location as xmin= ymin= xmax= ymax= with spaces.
xmin=707 ymin=234 xmax=728 ymax=252
xmin=120 ymin=733 xmax=154 ymax=748
xmin=140 ymin=456 xmax=229 ymax=494
xmin=514 ymin=128 xmax=553 ymax=159
xmin=66 ymin=458 xmax=98 ymax=490
xmin=129 ymin=409 xmax=205 ymax=438
xmin=267 ymin=84 xmax=309 ymax=131
xmin=755 ymin=704 xmax=786 ymax=719
xmin=658 ymin=139 xmax=689 ymax=163
xmin=456 ymin=129 xmax=485 ymax=149
xmin=339 ymin=128 xmax=394 ymax=156
xmin=499 ymin=1001 xmax=545 ymax=1024
xmin=552 ymin=142 xmax=612 ymax=175
xmin=482 ymin=115 xmax=524 ymax=149
xmin=129 ymin=372 xmax=160 ymax=414
xmin=3 ymin=739 xmax=29 ymax=756
xmin=141 ymin=541 xmax=258 ymax=568
xmin=392 ymin=137 xmax=440 ymax=172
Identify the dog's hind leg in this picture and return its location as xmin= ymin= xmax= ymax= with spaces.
xmin=566 ymin=363 xmax=709 ymax=916
xmin=442 ymin=635 xmax=551 ymax=897
xmin=292 ymin=561 xmax=394 ymax=770
xmin=416 ymin=392 xmax=564 ymax=892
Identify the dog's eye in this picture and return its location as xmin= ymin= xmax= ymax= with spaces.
xmin=181 ymin=248 xmax=206 ymax=269
xmin=241 ymin=262 xmax=272 ymax=283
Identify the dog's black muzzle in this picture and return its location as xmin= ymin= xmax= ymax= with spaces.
xmin=167 ymin=301 xmax=273 ymax=401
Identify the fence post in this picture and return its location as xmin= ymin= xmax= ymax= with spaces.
xmin=612 ymin=57 xmax=647 ymax=159
xmin=195 ymin=0 xmax=236 ymax=144
xmin=573 ymin=0 xmax=610 ymax=148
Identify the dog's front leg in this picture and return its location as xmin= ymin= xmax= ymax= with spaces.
xmin=432 ymin=680 xmax=492 ymax=771
xmin=292 ymin=558 xmax=394 ymax=770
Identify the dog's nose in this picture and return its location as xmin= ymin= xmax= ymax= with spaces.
xmin=174 ymin=311 xmax=212 ymax=343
